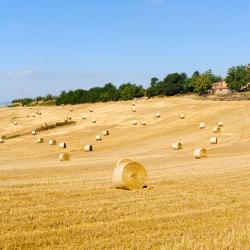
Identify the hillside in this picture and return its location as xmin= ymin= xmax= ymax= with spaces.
xmin=0 ymin=96 xmax=249 ymax=249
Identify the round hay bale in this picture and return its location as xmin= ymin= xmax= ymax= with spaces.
xmin=82 ymin=114 xmax=87 ymax=120
xmin=59 ymin=152 xmax=70 ymax=161
xmin=218 ymin=121 xmax=224 ymax=127
xmin=179 ymin=114 xmax=185 ymax=119
xmin=32 ymin=130 xmax=37 ymax=135
xmin=155 ymin=112 xmax=160 ymax=118
xmin=13 ymin=121 xmax=18 ymax=125
xmin=70 ymin=109 xmax=73 ymax=112
xmin=141 ymin=121 xmax=147 ymax=126
xmin=131 ymin=107 xmax=136 ymax=112
xmin=112 ymin=159 xmax=147 ymax=190
xmin=92 ymin=119 xmax=96 ymax=123
xmin=0 ymin=138 xmax=4 ymax=143
xmin=144 ymin=96 xmax=148 ymax=100
xmin=84 ymin=144 xmax=93 ymax=152
xmin=132 ymin=120 xmax=137 ymax=125
xmin=210 ymin=137 xmax=217 ymax=144
xmin=96 ymin=135 xmax=102 ymax=141
xmin=59 ymin=142 xmax=66 ymax=148
xmin=194 ymin=148 xmax=207 ymax=159
xmin=36 ymin=138 xmax=44 ymax=143
xmin=132 ymin=102 xmax=136 ymax=106
xmin=102 ymin=130 xmax=110 ymax=136
xmin=67 ymin=117 xmax=72 ymax=121
xmin=199 ymin=122 xmax=206 ymax=129
xmin=49 ymin=139 xmax=57 ymax=145
xmin=172 ymin=142 xmax=182 ymax=150
xmin=213 ymin=126 xmax=221 ymax=133
xmin=89 ymin=109 xmax=94 ymax=112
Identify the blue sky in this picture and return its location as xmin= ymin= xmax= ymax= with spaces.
xmin=0 ymin=0 xmax=249 ymax=101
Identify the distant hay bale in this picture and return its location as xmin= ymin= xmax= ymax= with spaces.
xmin=132 ymin=102 xmax=136 ymax=106
xmin=210 ymin=137 xmax=217 ymax=144
xmin=213 ymin=126 xmax=221 ymax=133
xmin=155 ymin=112 xmax=160 ymax=118
xmin=67 ymin=117 xmax=72 ymax=121
xmin=70 ymin=109 xmax=73 ymax=112
xmin=82 ymin=114 xmax=88 ymax=120
xmin=49 ymin=139 xmax=57 ymax=145
xmin=218 ymin=121 xmax=224 ymax=127
xmin=59 ymin=142 xmax=66 ymax=148
xmin=194 ymin=148 xmax=207 ymax=159
xmin=112 ymin=159 xmax=147 ymax=190
xmin=0 ymin=138 xmax=4 ymax=143
xmin=36 ymin=138 xmax=44 ymax=143
xmin=32 ymin=130 xmax=37 ymax=135
xmin=35 ymin=111 xmax=42 ymax=115
xmin=102 ymin=130 xmax=110 ymax=136
xmin=59 ymin=152 xmax=70 ymax=161
xmin=96 ymin=135 xmax=102 ymax=141
xmin=89 ymin=109 xmax=94 ymax=112
xmin=13 ymin=121 xmax=18 ymax=125
xmin=92 ymin=118 xmax=96 ymax=123
xmin=131 ymin=107 xmax=136 ymax=112
xmin=84 ymin=144 xmax=93 ymax=152
xmin=179 ymin=114 xmax=185 ymax=119
xmin=199 ymin=122 xmax=206 ymax=129
xmin=141 ymin=121 xmax=147 ymax=126
xmin=144 ymin=96 xmax=148 ymax=100
xmin=172 ymin=142 xmax=182 ymax=150
xmin=32 ymin=113 xmax=36 ymax=117
xmin=132 ymin=120 xmax=137 ymax=125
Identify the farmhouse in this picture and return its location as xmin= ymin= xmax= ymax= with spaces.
xmin=211 ymin=80 xmax=231 ymax=95
xmin=241 ymin=82 xmax=250 ymax=91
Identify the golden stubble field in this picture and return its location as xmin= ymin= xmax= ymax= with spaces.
xmin=0 ymin=96 xmax=249 ymax=249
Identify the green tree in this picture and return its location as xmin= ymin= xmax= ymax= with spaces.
xmin=100 ymin=83 xmax=118 ymax=102
xmin=192 ymin=70 xmax=220 ymax=95
xmin=162 ymin=73 xmax=186 ymax=96
xmin=118 ymin=83 xmax=145 ymax=100
xmin=183 ymin=77 xmax=193 ymax=93
xmin=146 ymin=78 xmax=162 ymax=97
xmin=225 ymin=65 xmax=250 ymax=91
xmin=193 ymin=72 xmax=212 ymax=94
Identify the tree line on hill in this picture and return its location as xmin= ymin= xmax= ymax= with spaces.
xmin=12 ymin=64 xmax=250 ymax=106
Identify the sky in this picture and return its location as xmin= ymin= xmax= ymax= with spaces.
xmin=0 ymin=0 xmax=249 ymax=101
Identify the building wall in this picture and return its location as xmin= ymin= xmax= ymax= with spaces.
xmin=214 ymin=88 xmax=230 ymax=95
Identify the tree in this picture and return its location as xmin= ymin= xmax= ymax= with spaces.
xmin=193 ymin=72 xmax=212 ymax=95
xmin=192 ymin=71 xmax=200 ymax=78
xmin=183 ymin=77 xmax=193 ymax=93
xmin=225 ymin=65 xmax=250 ymax=91
xmin=100 ymin=83 xmax=118 ymax=102
xmin=45 ymin=94 xmax=54 ymax=101
xmin=118 ymin=83 xmax=145 ymax=100
xmin=36 ymin=96 xmax=43 ymax=102
xmin=162 ymin=73 xmax=186 ymax=96
xmin=146 ymin=78 xmax=163 ymax=97
xmin=192 ymin=70 xmax=220 ymax=95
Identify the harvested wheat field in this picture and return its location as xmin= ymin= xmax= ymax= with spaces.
xmin=0 ymin=96 xmax=249 ymax=249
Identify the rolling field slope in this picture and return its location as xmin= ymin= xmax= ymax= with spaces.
xmin=0 ymin=96 xmax=249 ymax=249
